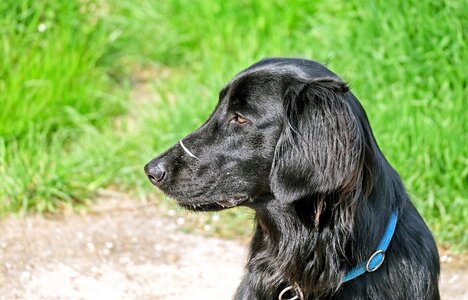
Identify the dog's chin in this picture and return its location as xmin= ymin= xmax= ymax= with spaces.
xmin=177 ymin=196 xmax=249 ymax=212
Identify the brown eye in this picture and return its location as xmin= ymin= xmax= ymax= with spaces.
xmin=231 ymin=114 xmax=247 ymax=124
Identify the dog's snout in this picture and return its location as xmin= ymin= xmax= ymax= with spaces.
xmin=144 ymin=161 xmax=167 ymax=186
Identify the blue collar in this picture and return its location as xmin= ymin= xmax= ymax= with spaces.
xmin=342 ymin=210 xmax=399 ymax=283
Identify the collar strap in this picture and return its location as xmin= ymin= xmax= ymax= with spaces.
xmin=342 ymin=210 xmax=398 ymax=283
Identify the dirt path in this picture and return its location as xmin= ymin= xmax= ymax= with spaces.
xmin=0 ymin=193 xmax=466 ymax=299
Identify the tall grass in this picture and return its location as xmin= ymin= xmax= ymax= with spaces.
xmin=0 ymin=0 xmax=127 ymax=212
xmin=0 ymin=0 xmax=466 ymax=249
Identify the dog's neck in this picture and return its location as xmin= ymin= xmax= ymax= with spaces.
xmin=249 ymin=165 xmax=400 ymax=298
xmin=251 ymin=198 xmax=349 ymax=298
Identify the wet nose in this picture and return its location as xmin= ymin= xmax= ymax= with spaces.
xmin=144 ymin=162 xmax=167 ymax=186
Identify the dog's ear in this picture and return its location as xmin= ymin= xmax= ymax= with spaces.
xmin=270 ymin=77 xmax=364 ymax=203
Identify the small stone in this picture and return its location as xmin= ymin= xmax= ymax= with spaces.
xmin=449 ymin=274 xmax=459 ymax=284
xmin=176 ymin=217 xmax=185 ymax=225
xmin=86 ymin=242 xmax=95 ymax=252
xmin=168 ymin=209 xmax=176 ymax=217
xmin=441 ymin=255 xmax=453 ymax=263
xmin=118 ymin=256 xmax=130 ymax=264
xmin=170 ymin=235 xmax=181 ymax=242
xmin=20 ymin=271 xmax=30 ymax=281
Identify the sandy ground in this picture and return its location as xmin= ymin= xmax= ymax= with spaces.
xmin=0 ymin=192 xmax=466 ymax=300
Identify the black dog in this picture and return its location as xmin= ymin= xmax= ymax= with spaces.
xmin=145 ymin=58 xmax=440 ymax=299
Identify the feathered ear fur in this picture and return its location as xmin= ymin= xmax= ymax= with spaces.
xmin=270 ymin=77 xmax=364 ymax=203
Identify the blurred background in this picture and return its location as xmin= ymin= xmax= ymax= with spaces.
xmin=0 ymin=0 xmax=466 ymax=254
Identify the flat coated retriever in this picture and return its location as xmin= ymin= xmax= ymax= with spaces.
xmin=145 ymin=58 xmax=440 ymax=299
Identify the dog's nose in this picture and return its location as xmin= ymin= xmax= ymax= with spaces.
xmin=144 ymin=162 xmax=167 ymax=186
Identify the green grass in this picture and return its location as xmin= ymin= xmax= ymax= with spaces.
xmin=0 ymin=0 xmax=466 ymax=250
xmin=0 ymin=0 xmax=127 ymax=212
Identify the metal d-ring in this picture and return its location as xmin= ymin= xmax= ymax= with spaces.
xmin=366 ymin=249 xmax=385 ymax=272
xmin=278 ymin=283 xmax=304 ymax=300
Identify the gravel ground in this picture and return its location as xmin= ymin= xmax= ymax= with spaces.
xmin=0 ymin=192 xmax=466 ymax=300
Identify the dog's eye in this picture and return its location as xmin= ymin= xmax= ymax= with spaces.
xmin=231 ymin=114 xmax=247 ymax=125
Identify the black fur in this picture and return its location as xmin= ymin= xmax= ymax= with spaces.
xmin=145 ymin=58 xmax=440 ymax=299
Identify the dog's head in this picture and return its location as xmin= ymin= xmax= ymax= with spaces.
xmin=145 ymin=58 xmax=374 ymax=212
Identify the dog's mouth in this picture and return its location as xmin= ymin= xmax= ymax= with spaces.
xmin=178 ymin=196 xmax=249 ymax=211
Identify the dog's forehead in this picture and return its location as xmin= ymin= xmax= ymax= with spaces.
xmin=221 ymin=58 xmax=340 ymax=99
xmin=233 ymin=58 xmax=339 ymax=82
xmin=217 ymin=58 xmax=340 ymax=111
xmin=221 ymin=73 xmax=282 ymax=111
